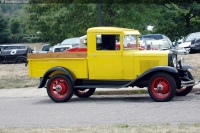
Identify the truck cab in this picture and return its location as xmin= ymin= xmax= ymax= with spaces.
xmin=28 ymin=27 xmax=199 ymax=103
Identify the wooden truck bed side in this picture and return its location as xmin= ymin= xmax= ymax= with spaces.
xmin=28 ymin=52 xmax=88 ymax=79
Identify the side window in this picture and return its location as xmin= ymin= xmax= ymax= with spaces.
xmin=96 ymin=34 xmax=120 ymax=50
xmin=19 ymin=46 xmax=26 ymax=49
xmin=123 ymin=35 xmax=137 ymax=49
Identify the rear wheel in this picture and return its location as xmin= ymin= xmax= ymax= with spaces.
xmin=47 ymin=74 xmax=74 ymax=102
xmin=74 ymin=88 xmax=96 ymax=98
xmin=148 ymin=72 xmax=176 ymax=102
xmin=176 ymin=71 xmax=193 ymax=96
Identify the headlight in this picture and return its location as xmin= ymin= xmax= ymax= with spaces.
xmin=179 ymin=57 xmax=184 ymax=68
xmin=173 ymin=58 xmax=177 ymax=68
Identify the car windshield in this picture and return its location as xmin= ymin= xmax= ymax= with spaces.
xmin=184 ymin=32 xmax=200 ymax=42
xmin=61 ymin=37 xmax=80 ymax=45
xmin=41 ymin=45 xmax=51 ymax=51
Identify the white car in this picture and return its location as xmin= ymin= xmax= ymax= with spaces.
xmin=178 ymin=32 xmax=200 ymax=53
xmin=60 ymin=37 xmax=80 ymax=47
xmin=49 ymin=45 xmax=73 ymax=52
xmin=32 ymin=44 xmax=51 ymax=54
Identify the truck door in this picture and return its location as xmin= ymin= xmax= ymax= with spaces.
xmin=88 ymin=34 xmax=123 ymax=79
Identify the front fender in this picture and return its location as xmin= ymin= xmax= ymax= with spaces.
xmin=182 ymin=64 xmax=193 ymax=70
xmin=122 ymin=66 xmax=178 ymax=87
xmin=38 ymin=67 xmax=75 ymax=88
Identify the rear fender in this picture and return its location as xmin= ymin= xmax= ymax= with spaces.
xmin=38 ymin=67 xmax=75 ymax=88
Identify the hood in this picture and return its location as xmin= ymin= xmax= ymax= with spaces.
xmin=178 ymin=42 xmax=191 ymax=48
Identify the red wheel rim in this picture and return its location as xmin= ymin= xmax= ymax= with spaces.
xmin=50 ymin=78 xmax=69 ymax=99
xmin=151 ymin=77 xmax=171 ymax=99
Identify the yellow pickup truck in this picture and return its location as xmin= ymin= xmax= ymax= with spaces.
xmin=28 ymin=27 xmax=198 ymax=102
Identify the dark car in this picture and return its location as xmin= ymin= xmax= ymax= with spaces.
xmin=0 ymin=44 xmax=33 ymax=64
xmin=190 ymin=38 xmax=200 ymax=53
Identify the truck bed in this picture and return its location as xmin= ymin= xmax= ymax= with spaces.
xmin=28 ymin=52 xmax=88 ymax=78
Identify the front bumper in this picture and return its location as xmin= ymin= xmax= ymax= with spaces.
xmin=181 ymin=79 xmax=200 ymax=87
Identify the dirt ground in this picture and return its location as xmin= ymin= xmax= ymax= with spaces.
xmin=180 ymin=54 xmax=200 ymax=79
xmin=0 ymin=43 xmax=200 ymax=89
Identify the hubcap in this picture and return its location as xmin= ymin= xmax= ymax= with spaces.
xmin=157 ymin=84 xmax=163 ymax=91
xmin=50 ymin=78 xmax=69 ymax=98
xmin=151 ymin=77 xmax=171 ymax=99
xmin=55 ymin=85 xmax=62 ymax=92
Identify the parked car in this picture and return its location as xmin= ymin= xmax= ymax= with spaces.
xmin=60 ymin=37 xmax=80 ymax=47
xmin=32 ymin=44 xmax=51 ymax=54
xmin=49 ymin=45 xmax=73 ymax=52
xmin=49 ymin=37 xmax=81 ymax=52
xmin=178 ymin=32 xmax=200 ymax=53
xmin=0 ymin=44 xmax=33 ymax=64
xmin=190 ymin=38 xmax=200 ymax=53
xmin=140 ymin=34 xmax=172 ymax=50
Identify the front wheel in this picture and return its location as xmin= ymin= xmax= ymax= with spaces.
xmin=47 ymin=74 xmax=74 ymax=102
xmin=176 ymin=71 xmax=193 ymax=96
xmin=148 ymin=72 xmax=176 ymax=102
xmin=74 ymin=88 xmax=96 ymax=98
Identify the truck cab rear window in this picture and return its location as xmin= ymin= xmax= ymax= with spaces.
xmin=96 ymin=34 xmax=120 ymax=50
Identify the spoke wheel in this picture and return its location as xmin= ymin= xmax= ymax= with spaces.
xmin=74 ymin=88 xmax=96 ymax=98
xmin=47 ymin=74 xmax=73 ymax=102
xmin=176 ymin=71 xmax=193 ymax=96
xmin=148 ymin=73 xmax=176 ymax=102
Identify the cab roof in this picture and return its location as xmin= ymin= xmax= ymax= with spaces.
xmin=87 ymin=27 xmax=140 ymax=35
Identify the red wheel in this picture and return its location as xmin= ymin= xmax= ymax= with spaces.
xmin=176 ymin=71 xmax=193 ymax=96
xmin=74 ymin=88 xmax=96 ymax=98
xmin=148 ymin=73 xmax=176 ymax=102
xmin=47 ymin=74 xmax=73 ymax=102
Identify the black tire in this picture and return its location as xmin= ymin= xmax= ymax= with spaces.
xmin=176 ymin=71 xmax=193 ymax=96
xmin=47 ymin=74 xmax=74 ymax=102
xmin=148 ymin=72 xmax=176 ymax=102
xmin=14 ymin=57 xmax=27 ymax=64
xmin=74 ymin=88 xmax=96 ymax=98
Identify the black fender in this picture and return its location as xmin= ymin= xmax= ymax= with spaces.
xmin=38 ymin=67 xmax=75 ymax=88
xmin=122 ymin=66 xmax=179 ymax=87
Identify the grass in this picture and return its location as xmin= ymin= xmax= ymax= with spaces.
xmin=0 ymin=64 xmax=39 ymax=89
xmin=1 ymin=123 xmax=200 ymax=133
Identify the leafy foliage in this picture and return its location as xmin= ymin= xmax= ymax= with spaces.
xmin=0 ymin=1 xmax=199 ymax=44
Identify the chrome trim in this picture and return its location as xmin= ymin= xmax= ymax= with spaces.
xmin=181 ymin=80 xmax=200 ymax=87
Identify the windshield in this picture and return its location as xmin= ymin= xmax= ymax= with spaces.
xmin=123 ymin=35 xmax=137 ymax=49
xmin=184 ymin=32 xmax=200 ymax=42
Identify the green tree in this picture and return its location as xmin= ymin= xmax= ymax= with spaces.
xmin=25 ymin=3 xmax=98 ymax=45
xmin=0 ymin=13 xmax=11 ymax=43
xmin=9 ymin=18 xmax=22 ymax=34
xmin=162 ymin=2 xmax=200 ymax=40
